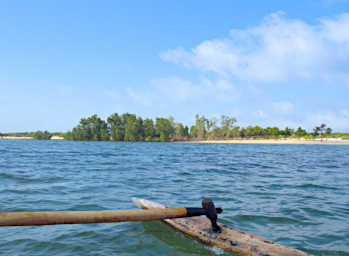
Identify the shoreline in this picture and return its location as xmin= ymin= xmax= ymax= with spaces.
xmin=0 ymin=136 xmax=64 ymax=140
xmin=188 ymin=138 xmax=349 ymax=145
xmin=0 ymin=136 xmax=34 ymax=140
xmin=1 ymin=136 xmax=349 ymax=145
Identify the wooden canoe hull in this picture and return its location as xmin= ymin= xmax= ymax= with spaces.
xmin=132 ymin=198 xmax=311 ymax=256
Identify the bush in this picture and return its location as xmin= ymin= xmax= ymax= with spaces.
xmin=33 ymin=131 xmax=52 ymax=140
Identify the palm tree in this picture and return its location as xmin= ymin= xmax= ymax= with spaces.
xmin=313 ymin=126 xmax=320 ymax=136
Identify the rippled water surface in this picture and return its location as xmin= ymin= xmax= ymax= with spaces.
xmin=0 ymin=140 xmax=348 ymax=255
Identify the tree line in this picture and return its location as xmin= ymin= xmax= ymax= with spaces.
xmin=64 ymin=113 xmax=181 ymax=142
xmin=61 ymin=113 xmax=334 ymax=142
xmin=1 ymin=113 xmax=341 ymax=141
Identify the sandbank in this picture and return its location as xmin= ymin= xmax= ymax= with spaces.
xmin=190 ymin=138 xmax=349 ymax=145
xmin=0 ymin=136 xmax=33 ymax=140
xmin=50 ymin=136 xmax=64 ymax=140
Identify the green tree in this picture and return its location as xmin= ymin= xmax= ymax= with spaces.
xmin=174 ymin=123 xmax=186 ymax=138
xmin=189 ymin=125 xmax=197 ymax=138
xmin=33 ymin=130 xmax=52 ymax=140
xmin=325 ymin=127 xmax=332 ymax=135
xmin=245 ymin=126 xmax=256 ymax=137
xmin=230 ymin=126 xmax=240 ymax=138
xmin=253 ymin=126 xmax=263 ymax=137
xmin=89 ymin=115 xmax=109 ymax=141
xmin=107 ymin=113 xmax=124 ymax=141
xmin=194 ymin=114 xmax=207 ymax=139
xmin=124 ymin=114 xmax=138 ymax=141
xmin=313 ymin=126 xmax=321 ymax=136
xmin=64 ymin=131 xmax=73 ymax=140
xmin=70 ymin=114 xmax=109 ymax=141
xmin=184 ymin=126 xmax=189 ymax=137
xmin=263 ymin=127 xmax=273 ymax=138
xmin=280 ymin=127 xmax=294 ymax=137
xmin=295 ymin=127 xmax=307 ymax=137
xmin=316 ymin=124 xmax=330 ymax=141
xmin=156 ymin=117 xmax=175 ymax=142
xmin=135 ymin=117 xmax=144 ymax=141
xmin=143 ymin=118 xmax=155 ymax=140
xmin=271 ymin=127 xmax=280 ymax=138
xmin=239 ymin=127 xmax=247 ymax=138
xmin=220 ymin=115 xmax=237 ymax=138
xmin=206 ymin=118 xmax=218 ymax=139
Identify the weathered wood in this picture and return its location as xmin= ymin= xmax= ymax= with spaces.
xmin=0 ymin=208 xmax=188 ymax=226
xmin=133 ymin=198 xmax=311 ymax=256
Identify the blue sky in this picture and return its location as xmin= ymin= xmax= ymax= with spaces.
xmin=1 ymin=0 xmax=349 ymax=132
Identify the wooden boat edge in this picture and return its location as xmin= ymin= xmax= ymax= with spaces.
xmin=132 ymin=197 xmax=312 ymax=256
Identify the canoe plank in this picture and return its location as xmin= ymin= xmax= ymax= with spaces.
xmin=132 ymin=198 xmax=311 ymax=256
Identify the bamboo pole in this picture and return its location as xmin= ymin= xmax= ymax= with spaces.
xmin=0 ymin=207 xmax=188 ymax=226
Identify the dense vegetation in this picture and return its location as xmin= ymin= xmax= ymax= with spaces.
xmin=2 ymin=113 xmax=348 ymax=141
xmin=62 ymin=113 xmax=339 ymax=142
xmin=32 ymin=131 xmax=52 ymax=140
xmin=64 ymin=113 xmax=180 ymax=142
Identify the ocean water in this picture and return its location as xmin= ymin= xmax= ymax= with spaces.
xmin=0 ymin=140 xmax=348 ymax=256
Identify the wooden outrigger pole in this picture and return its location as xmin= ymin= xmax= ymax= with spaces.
xmin=1 ymin=198 xmax=311 ymax=256
xmin=0 ymin=206 xmax=221 ymax=227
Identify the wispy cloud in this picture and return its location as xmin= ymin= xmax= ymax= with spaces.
xmin=127 ymin=88 xmax=153 ymax=106
xmin=324 ymin=0 xmax=349 ymax=7
xmin=272 ymin=101 xmax=294 ymax=114
xmin=251 ymin=105 xmax=349 ymax=131
xmin=127 ymin=76 xmax=239 ymax=106
xmin=305 ymin=109 xmax=349 ymax=131
xmin=161 ymin=12 xmax=349 ymax=86
xmin=126 ymin=12 xmax=349 ymax=131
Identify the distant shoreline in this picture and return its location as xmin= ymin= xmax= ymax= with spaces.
xmin=1 ymin=136 xmax=349 ymax=145
xmin=188 ymin=138 xmax=349 ymax=145
xmin=0 ymin=136 xmax=34 ymax=140
xmin=0 ymin=136 xmax=64 ymax=140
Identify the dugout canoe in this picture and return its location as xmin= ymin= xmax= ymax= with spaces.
xmin=133 ymin=197 xmax=311 ymax=256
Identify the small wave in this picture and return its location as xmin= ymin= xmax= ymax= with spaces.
xmin=55 ymin=230 xmax=100 ymax=241
xmin=0 ymin=188 xmax=36 ymax=195
xmin=305 ymin=249 xmax=349 ymax=256
xmin=233 ymin=214 xmax=316 ymax=225
xmin=0 ymin=172 xmax=65 ymax=184
xmin=65 ymin=204 xmax=106 ymax=211
xmin=0 ymin=172 xmax=20 ymax=180
xmin=297 ymin=183 xmax=339 ymax=190
xmin=100 ymin=162 xmax=120 ymax=166
xmin=301 ymin=207 xmax=334 ymax=217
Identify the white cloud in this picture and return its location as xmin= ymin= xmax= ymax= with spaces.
xmin=250 ymin=102 xmax=298 ymax=128
xmin=127 ymin=76 xmax=239 ymax=106
xmin=254 ymin=110 xmax=267 ymax=118
xmin=161 ymin=12 xmax=349 ymax=85
xmin=150 ymin=76 xmax=199 ymax=101
xmin=324 ymin=0 xmax=349 ymax=7
xmin=126 ymin=88 xmax=153 ymax=106
xmin=125 ymin=12 xmax=349 ymax=131
xmin=305 ymin=109 xmax=349 ymax=131
xmin=249 ymin=105 xmax=349 ymax=131
xmin=272 ymin=101 xmax=294 ymax=114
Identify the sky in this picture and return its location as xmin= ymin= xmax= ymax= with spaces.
xmin=1 ymin=0 xmax=349 ymax=132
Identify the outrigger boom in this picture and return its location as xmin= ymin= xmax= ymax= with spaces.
xmin=0 ymin=199 xmax=222 ymax=228
xmin=1 ymin=198 xmax=311 ymax=256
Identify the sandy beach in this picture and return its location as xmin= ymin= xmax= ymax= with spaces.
xmin=0 ymin=136 xmax=65 ymax=140
xmin=190 ymin=138 xmax=349 ymax=145
xmin=50 ymin=136 xmax=64 ymax=140
xmin=0 ymin=136 xmax=34 ymax=140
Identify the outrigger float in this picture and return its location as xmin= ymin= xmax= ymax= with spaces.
xmin=0 ymin=198 xmax=310 ymax=256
